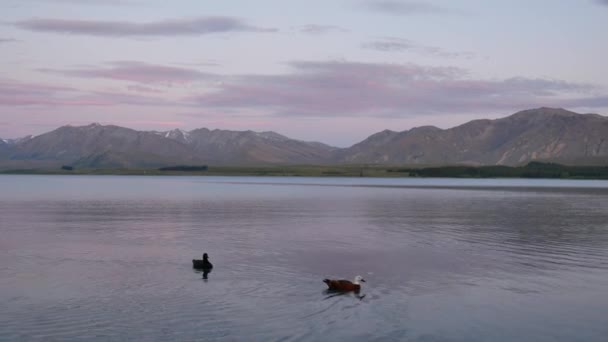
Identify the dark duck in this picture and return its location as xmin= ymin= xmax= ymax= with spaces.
xmin=323 ymin=275 xmax=365 ymax=292
xmin=193 ymin=253 xmax=213 ymax=270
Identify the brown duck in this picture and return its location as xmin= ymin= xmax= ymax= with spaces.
xmin=323 ymin=275 xmax=365 ymax=292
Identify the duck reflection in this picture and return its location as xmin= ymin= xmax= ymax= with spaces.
xmin=202 ymin=268 xmax=212 ymax=281
xmin=323 ymin=289 xmax=365 ymax=301
xmin=192 ymin=267 xmax=212 ymax=281
xmin=194 ymin=269 xmax=211 ymax=282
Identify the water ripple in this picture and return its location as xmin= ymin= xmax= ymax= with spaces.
xmin=2 ymin=176 xmax=608 ymax=341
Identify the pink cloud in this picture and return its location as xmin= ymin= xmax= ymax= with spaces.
xmin=0 ymin=78 xmax=169 ymax=107
xmin=0 ymin=78 xmax=77 ymax=105
xmin=3 ymin=60 xmax=606 ymax=121
xmin=188 ymin=61 xmax=605 ymax=116
xmin=40 ymin=61 xmax=214 ymax=84
xmin=117 ymin=120 xmax=184 ymax=127
xmin=126 ymin=84 xmax=164 ymax=93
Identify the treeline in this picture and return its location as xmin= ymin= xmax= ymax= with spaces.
xmin=5 ymin=162 xmax=608 ymax=179
xmin=158 ymin=165 xmax=208 ymax=172
xmin=389 ymin=162 xmax=608 ymax=179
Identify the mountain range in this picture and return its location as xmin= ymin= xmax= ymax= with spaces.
xmin=1 ymin=108 xmax=607 ymax=169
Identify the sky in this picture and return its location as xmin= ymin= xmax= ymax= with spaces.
xmin=1 ymin=0 xmax=607 ymax=146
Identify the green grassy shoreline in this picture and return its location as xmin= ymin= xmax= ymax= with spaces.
xmin=1 ymin=162 xmax=608 ymax=179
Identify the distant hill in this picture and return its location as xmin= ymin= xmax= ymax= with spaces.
xmin=0 ymin=139 xmax=10 ymax=159
xmin=337 ymin=108 xmax=608 ymax=166
xmin=0 ymin=124 xmax=336 ymax=168
xmin=4 ymin=124 xmax=204 ymax=169
xmin=0 ymin=107 xmax=606 ymax=169
xmin=157 ymin=128 xmax=336 ymax=164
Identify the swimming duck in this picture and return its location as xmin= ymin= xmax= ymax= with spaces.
xmin=323 ymin=275 xmax=365 ymax=292
xmin=192 ymin=253 xmax=213 ymax=270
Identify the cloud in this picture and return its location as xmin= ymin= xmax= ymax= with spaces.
xmin=0 ymin=78 xmax=74 ymax=101
xmin=559 ymin=95 xmax=608 ymax=108
xmin=113 ymin=120 xmax=184 ymax=127
xmin=595 ymin=0 xmax=608 ymax=6
xmin=4 ymin=60 xmax=605 ymax=119
xmin=14 ymin=16 xmax=277 ymax=37
xmin=126 ymin=84 xmax=164 ymax=94
xmin=188 ymin=60 xmax=604 ymax=116
xmin=297 ymin=25 xmax=348 ymax=35
xmin=39 ymin=61 xmax=215 ymax=84
xmin=363 ymin=37 xmax=474 ymax=58
xmin=0 ymin=38 xmax=18 ymax=43
xmin=174 ymin=60 xmax=221 ymax=68
xmin=0 ymin=78 xmax=168 ymax=107
xmin=363 ymin=38 xmax=416 ymax=51
xmin=362 ymin=0 xmax=448 ymax=15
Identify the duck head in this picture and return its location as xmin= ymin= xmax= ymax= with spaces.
xmin=353 ymin=275 xmax=366 ymax=284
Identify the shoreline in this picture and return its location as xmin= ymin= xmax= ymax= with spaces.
xmin=1 ymin=162 xmax=608 ymax=180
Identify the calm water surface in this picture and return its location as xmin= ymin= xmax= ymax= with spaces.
xmin=1 ymin=175 xmax=608 ymax=341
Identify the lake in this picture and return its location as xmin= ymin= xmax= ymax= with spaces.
xmin=1 ymin=175 xmax=608 ymax=341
